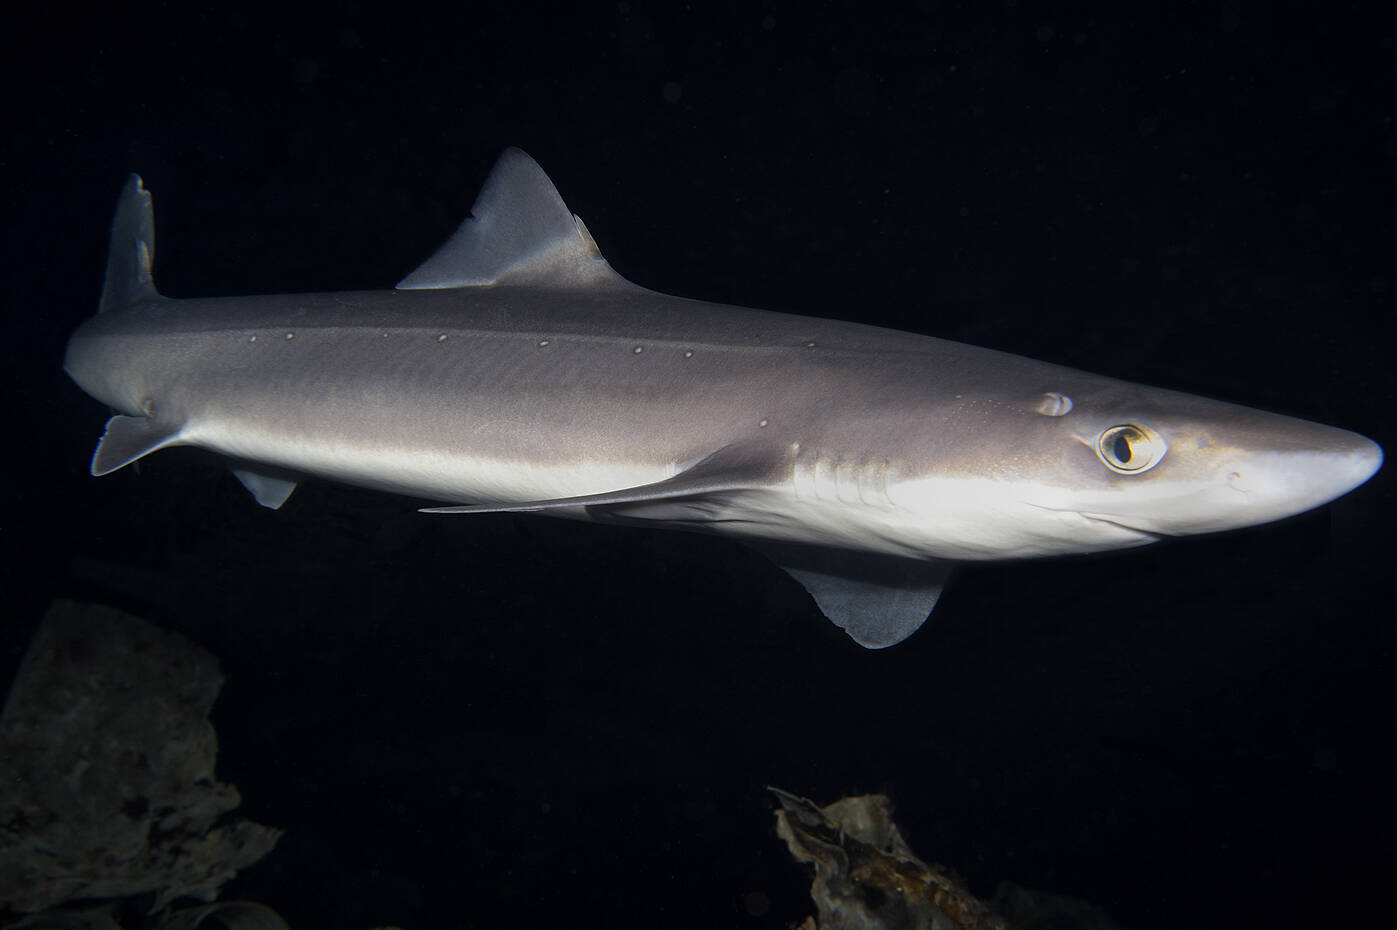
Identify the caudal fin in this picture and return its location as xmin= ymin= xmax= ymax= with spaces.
xmin=99 ymin=174 xmax=160 ymax=313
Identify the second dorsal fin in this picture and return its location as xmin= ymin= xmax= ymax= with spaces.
xmin=396 ymin=148 xmax=630 ymax=291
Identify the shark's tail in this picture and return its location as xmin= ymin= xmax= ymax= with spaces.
xmin=99 ymin=174 xmax=161 ymax=313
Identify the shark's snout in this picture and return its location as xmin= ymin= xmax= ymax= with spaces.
xmin=1228 ymin=429 xmax=1382 ymax=517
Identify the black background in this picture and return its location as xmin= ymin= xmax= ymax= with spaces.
xmin=3 ymin=4 xmax=1393 ymax=929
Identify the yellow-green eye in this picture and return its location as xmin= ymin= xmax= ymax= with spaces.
xmin=1096 ymin=424 xmax=1167 ymax=474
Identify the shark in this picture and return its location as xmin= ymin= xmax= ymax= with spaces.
xmin=64 ymin=149 xmax=1383 ymax=648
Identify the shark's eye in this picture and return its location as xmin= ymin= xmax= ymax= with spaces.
xmin=1096 ymin=424 xmax=1166 ymax=474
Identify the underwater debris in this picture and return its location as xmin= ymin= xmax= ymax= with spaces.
xmin=771 ymin=788 xmax=1123 ymax=930
xmin=0 ymin=601 xmax=280 ymax=915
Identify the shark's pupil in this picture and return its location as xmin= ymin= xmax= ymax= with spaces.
xmin=1113 ymin=433 xmax=1133 ymax=464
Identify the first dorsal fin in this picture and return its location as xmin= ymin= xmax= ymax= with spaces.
xmin=397 ymin=148 xmax=631 ymax=291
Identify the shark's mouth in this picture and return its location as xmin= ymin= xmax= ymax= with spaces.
xmin=1025 ymin=501 xmax=1166 ymax=546
xmin=1078 ymin=512 xmax=1168 ymax=543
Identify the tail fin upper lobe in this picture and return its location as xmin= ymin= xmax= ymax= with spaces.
xmin=99 ymin=174 xmax=160 ymax=313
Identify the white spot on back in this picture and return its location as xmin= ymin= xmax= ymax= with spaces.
xmin=633 ymin=346 xmax=644 ymax=354
xmin=437 ymin=333 xmax=448 ymax=342
xmin=538 ymin=339 xmax=551 ymax=348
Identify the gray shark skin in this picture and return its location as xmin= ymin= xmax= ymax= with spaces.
xmin=64 ymin=149 xmax=1383 ymax=648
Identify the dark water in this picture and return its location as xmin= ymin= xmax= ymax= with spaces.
xmin=4 ymin=7 xmax=1392 ymax=929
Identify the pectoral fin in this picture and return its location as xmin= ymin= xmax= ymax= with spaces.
xmin=755 ymin=544 xmax=953 ymax=649
xmin=421 ymin=443 xmax=787 ymax=517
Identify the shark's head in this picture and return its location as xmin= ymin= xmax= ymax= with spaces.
xmin=1023 ymin=382 xmax=1381 ymax=543
xmin=883 ymin=371 xmax=1383 ymax=560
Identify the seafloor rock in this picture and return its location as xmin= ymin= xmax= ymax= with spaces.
xmin=0 ymin=601 xmax=280 ymax=913
xmin=773 ymin=787 xmax=1007 ymax=930
xmin=772 ymin=788 xmax=1122 ymax=930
